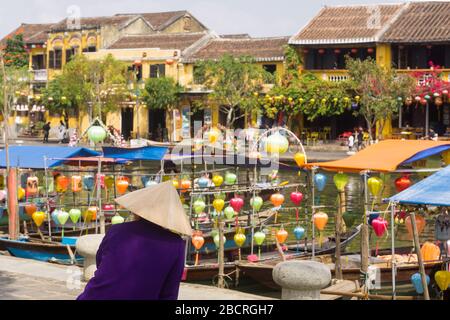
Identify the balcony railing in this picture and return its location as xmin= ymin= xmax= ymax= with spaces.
xmin=32 ymin=69 xmax=48 ymax=82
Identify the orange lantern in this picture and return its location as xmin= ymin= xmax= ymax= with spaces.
xmin=191 ymin=231 xmax=205 ymax=266
xmin=116 ymin=180 xmax=129 ymax=195
xmin=26 ymin=177 xmax=39 ymax=196
xmin=276 ymin=228 xmax=289 ymax=245
xmin=405 ymin=215 xmax=426 ymax=240
xmin=82 ymin=207 xmax=98 ymax=222
xmin=314 ymin=212 xmax=329 ymax=231
xmin=56 ymin=175 xmax=70 ymax=193
xmin=25 ymin=203 xmax=37 ymax=217
xmin=420 ymin=242 xmax=440 ymax=262
xmin=71 ymin=175 xmax=82 ymax=193
xmin=180 ymin=179 xmax=192 ymax=193
xmin=270 ymin=193 xmax=285 ymax=207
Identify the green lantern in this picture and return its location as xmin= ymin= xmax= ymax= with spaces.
xmin=254 ymin=231 xmax=266 ymax=246
xmin=368 ymin=177 xmax=384 ymax=196
xmin=112 ymin=215 xmax=125 ymax=225
xmin=225 ymin=172 xmax=237 ymax=185
xmin=88 ymin=126 xmax=107 ymax=144
xmin=333 ymin=172 xmax=349 ymax=191
xmin=224 ymin=207 xmax=235 ymax=220
xmin=69 ymin=209 xmax=82 ymax=224
xmin=213 ymin=234 xmax=227 ymax=249
xmin=250 ymin=196 xmax=264 ymax=212
xmin=193 ymin=199 xmax=206 ymax=214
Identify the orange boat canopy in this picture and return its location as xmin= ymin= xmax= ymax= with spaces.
xmin=304 ymin=140 xmax=450 ymax=173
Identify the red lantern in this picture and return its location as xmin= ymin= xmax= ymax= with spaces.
xmin=290 ymin=192 xmax=303 ymax=206
xmin=395 ymin=175 xmax=411 ymax=192
xmin=334 ymin=49 xmax=341 ymax=54
xmin=372 ymin=217 xmax=388 ymax=238
xmin=351 ymin=48 xmax=358 ymax=54
xmin=318 ymin=49 xmax=326 ymax=55
xmin=230 ymin=196 xmax=244 ymax=213
xmin=367 ymin=48 xmax=374 ymax=54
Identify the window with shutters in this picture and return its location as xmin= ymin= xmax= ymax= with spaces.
xmin=150 ymin=64 xmax=166 ymax=78
xmin=49 ymin=49 xmax=63 ymax=69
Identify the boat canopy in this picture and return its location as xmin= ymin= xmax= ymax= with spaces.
xmin=388 ymin=165 xmax=450 ymax=207
xmin=0 ymin=146 xmax=100 ymax=169
xmin=304 ymin=140 xmax=450 ymax=173
xmin=102 ymin=146 xmax=168 ymax=161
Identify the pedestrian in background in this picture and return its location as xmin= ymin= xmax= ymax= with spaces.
xmin=43 ymin=122 xmax=51 ymax=143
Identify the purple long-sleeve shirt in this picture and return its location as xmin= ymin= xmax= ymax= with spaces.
xmin=77 ymin=219 xmax=186 ymax=300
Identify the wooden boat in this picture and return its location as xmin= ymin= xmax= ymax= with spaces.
xmin=0 ymin=236 xmax=83 ymax=264
xmin=237 ymin=246 xmax=445 ymax=290
xmin=183 ymin=225 xmax=362 ymax=283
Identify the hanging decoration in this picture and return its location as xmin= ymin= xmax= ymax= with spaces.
xmin=230 ymin=196 xmax=244 ymax=213
xmin=18 ymin=187 xmax=25 ymax=200
xmin=71 ymin=175 xmax=82 ymax=193
xmin=254 ymin=231 xmax=266 ymax=260
xmin=224 ymin=207 xmax=235 ymax=221
xmin=294 ymin=226 xmax=306 ymax=252
xmin=405 ymin=214 xmax=426 ymax=240
xmin=435 ymin=271 xmax=450 ymax=292
xmin=56 ymin=175 xmax=70 ymax=193
xmin=265 ymin=132 xmax=289 ymax=155
xmin=88 ymin=125 xmax=107 ymax=144
xmin=83 ymin=175 xmax=95 ymax=191
xmin=69 ymin=209 xmax=82 ymax=225
xmin=333 ymin=172 xmax=349 ymax=192
xmin=213 ymin=199 xmax=225 ymax=213
xmin=180 ymin=179 xmax=192 ymax=193
xmin=270 ymin=193 xmax=285 ymax=208
xmin=26 ymin=177 xmax=39 ymax=197
xmin=112 ymin=215 xmax=125 ymax=225
xmin=213 ymin=234 xmax=227 ymax=249
xmin=198 ymin=177 xmax=210 ymax=189
xmin=294 ymin=153 xmax=306 ymax=167
xmin=395 ymin=175 xmax=412 ymax=192
xmin=116 ymin=179 xmax=129 ymax=195
xmin=250 ymin=196 xmax=263 ymax=212
xmin=82 ymin=207 xmax=98 ymax=223
xmin=224 ymin=172 xmax=237 ymax=185
xmin=212 ymin=175 xmax=224 ymax=187
xmin=234 ymin=229 xmax=247 ymax=261
xmin=411 ymin=273 xmax=430 ymax=294
xmin=105 ymin=176 xmax=116 ymax=189
xmin=314 ymin=174 xmax=327 ymax=192
xmin=25 ymin=203 xmax=37 ymax=217
xmin=367 ymin=176 xmax=383 ymax=197
xmin=172 ymin=179 xmax=180 ymax=189
xmin=57 ymin=211 xmax=70 ymax=237
xmin=96 ymin=174 xmax=106 ymax=189
xmin=192 ymin=231 xmax=205 ymax=266
xmin=420 ymin=242 xmax=440 ymax=262
xmin=313 ymin=212 xmax=329 ymax=246
xmin=276 ymin=227 xmax=289 ymax=245
xmin=208 ymin=128 xmax=220 ymax=144
xmin=193 ymin=199 xmax=206 ymax=215
xmin=372 ymin=217 xmax=388 ymax=255
xmin=51 ymin=210 xmax=61 ymax=226
xmin=32 ymin=211 xmax=46 ymax=228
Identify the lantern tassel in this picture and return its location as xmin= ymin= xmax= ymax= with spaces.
xmin=238 ymin=248 xmax=242 ymax=261
xmin=296 ymin=208 xmax=299 ymax=223
xmin=258 ymin=246 xmax=261 ymax=260
xmin=195 ymin=252 xmax=199 ymax=266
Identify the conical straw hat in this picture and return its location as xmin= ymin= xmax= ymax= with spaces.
xmin=115 ymin=181 xmax=192 ymax=236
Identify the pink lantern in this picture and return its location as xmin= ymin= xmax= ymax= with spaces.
xmin=230 ymin=196 xmax=244 ymax=213
xmin=290 ymin=192 xmax=304 ymax=206
xmin=372 ymin=217 xmax=388 ymax=237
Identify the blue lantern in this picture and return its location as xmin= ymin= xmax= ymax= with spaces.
xmin=52 ymin=210 xmax=61 ymax=226
xmin=314 ymin=174 xmax=327 ymax=192
xmin=83 ymin=175 xmax=95 ymax=192
xmin=411 ymin=273 xmax=430 ymax=294
xmin=294 ymin=227 xmax=305 ymax=241
xmin=198 ymin=177 xmax=210 ymax=189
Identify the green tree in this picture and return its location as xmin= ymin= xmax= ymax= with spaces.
xmin=143 ymin=77 xmax=182 ymax=110
xmin=41 ymin=77 xmax=73 ymax=125
xmin=346 ymin=57 xmax=415 ymax=140
xmin=194 ymin=54 xmax=271 ymax=128
xmin=3 ymin=34 xmax=28 ymax=68
xmin=43 ymin=54 xmax=129 ymax=124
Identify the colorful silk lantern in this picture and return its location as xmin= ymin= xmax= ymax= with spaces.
xmin=254 ymin=231 xmax=266 ymax=259
xmin=112 ymin=215 xmax=125 ymax=225
xmin=32 ymin=211 xmax=46 ymax=227
xmin=372 ymin=217 xmax=388 ymax=237
xmin=57 ymin=211 xmax=70 ymax=225
xmin=88 ymin=125 xmax=107 ymax=143
xmin=333 ymin=172 xmax=349 ymax=191
xmin=420 ymin=242 xmax=440 ymax=262
xmin=212 ymin=175 xmax=224 ymax=187
xmin=192 ymin=231 xmax=205 ymax=265
xmin=265 ymin=132 xmax=289 ymax=155
xmin=56 ymin=175 xmax=70 ymax=193
xmin=102 ymin=204 xmax=115 ymax=211
xmin=314 ymin=174 xmax=327 ymax=192
xmin=105 ymin=176 xmax=115 ymax=189
xmin=395 ymin=175 xmax=412 ymax=192
xmin=290 ymin=192 xmax=303 ymax=206
xmin=26 ymin=177 xmax=39 ymax=196
xmin=116 ymin=179 xmax=129 ymax=195
xmin=25 ymin=203 xmax=37 ymax=217
xmin=294 ymin=226 xmax=305 ymax=241
xmin=294 ymin=153 xmax=306 ymax=167
xmin=213 ymin=199 xmax=225 ymax=213
xmin=69 ymin=209 xmax=82 ymax=224
xmin=224 ymin=206 xmax=235 ymax=220
xmin=405 ymin=215 xmax=426 ymax=240
xmin=71 ymin=175 xmax=82 ymax=193
xmin=18 ymin=187 xmax=26 ymax=201
xmin=96 ymin=174 xmax=106 ymax=189
xmin=250 ymin=196 xmax=263 ymax=212
xmin=411 ymin=273 xmax=430 ymax=294
xmin=51 ymin=210 xmax=61 ymax=226
xmin=230 ymin=197 xmax=244 ymax=213
xmin=314 ymin=212 xmax=329 ymax=231
xmin=198 ymin=177 xmax=210 ymax=189
xmin=270 ymin=193 xmax=285 ymax=208
xmin=83 ymin=175 xmax=95 ymax=191
xmin=82 ymin=207 xmax=98 ymax=223
xmin=234 ymin=233 xmax=246 ymax=248
xmin=435 ymin=271 xmax=450 ymax=292
xmin=180 ymin=179 xmax=192 ymax=193
xmin=208 ymin=128 xmax=220 ymax=144
xmin=276 ymin=228 xmax=289 ymax=244
xmin=225 ymin=172 xmax=237 ymax=185
xmin=193 ymin=199 xmax=206 ymax=214
xmin=213 ymin=234 xmax=227 ymax=249
xmin=368 ymin=177 xmax=383 ymax=196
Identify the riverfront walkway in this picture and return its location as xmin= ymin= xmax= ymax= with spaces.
xmin=0 ymin=254 xmax=273 ymax=300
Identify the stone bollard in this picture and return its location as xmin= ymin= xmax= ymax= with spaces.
xmin=273 ymin=260 xmax=331 ymax=300
xmin=76 ymin=234 xmax=105 ymax=281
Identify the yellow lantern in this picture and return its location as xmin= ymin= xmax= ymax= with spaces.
xmin=32 ymin=211 xmax=46 ymax=227
xmin=435 ymin=271 xmax=450 ymax=292
xmin=294 ymin=153 xmax=306 ymax=167
xmin=213 ymin=199 xmax=225 ymax=213
xmin=208 ymin=128 xmax=220 ymax=144
xmin=18 ymin=187 xmax=26 ymax=200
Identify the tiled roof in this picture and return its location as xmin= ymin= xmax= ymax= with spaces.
xmin=381 ymin=1 xmax=450 ymax=43
xmin=289 ymin=4 xmax=405 ymax=45
xmin=50 ymin=15 xmax=134 ymax=31
xmin=1 ymin=23 xmax=53 ymax=46
xmin=219 ymin=34 xmax=251 ymax=39
xmin=107 ymin=32 xmax=208 ymax=50
xmin=118 ymin=11 xmax=189 ymax=31
xmin=183 ymin=36 xmax=289 ymax=62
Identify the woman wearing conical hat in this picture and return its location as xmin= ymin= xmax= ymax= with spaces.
xmin=77 ymin=181 xmax=192 ymax=300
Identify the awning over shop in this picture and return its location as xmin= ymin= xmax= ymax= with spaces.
xmin=304 ymin=140 xmax=450 ymax=173
xmin=102 ymin=146 xmax=168 ymax=161
xmin=63 ymin=157 xmax=129 ymax=166
xmin=0 ymin=146 xmax=100 ymax=169
xmin=388 ymin=165 xmax=450 ymax=206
